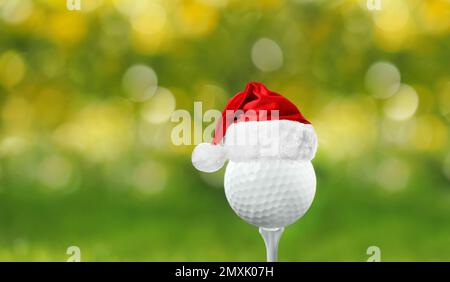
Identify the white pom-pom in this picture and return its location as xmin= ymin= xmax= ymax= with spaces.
xmin=192 ymin=143 xmax=226 ymax=173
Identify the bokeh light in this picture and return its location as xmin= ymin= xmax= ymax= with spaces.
xmin=36 ymin=155 xmax=74 ymax=190
xmin=409 ymin=115 xmax=448 ymax=151
xmin=0 ymin=0 xmax=32 ymax=24
xmin=2 ymin=97 xmax=33 ymax=134
xmin=122 ymin=64 xmax=158 ymax=102
xmin=175 ymin=1 xmax=219 ymax=37
xmin=372 ymin=0 xmax=414 ymax=51
xmin=46 ymin=13 xmax=87 ymax=46
xmin=376 ymin=158 xmax=411 ymax=192
xmin=140 ymin=87 xmax=176 ymax=124
xmin=365 ymin=61 xmax=401 ymax=99
xmin=315 ymin=97 xmax=377 ymax=161
xmin=0 ymin=50 xmax=26 ymax=88
xmin=383 ymin=84 xmax=419 ymax=121
xmin=137 ymin=121 xmax=173 ymax=149
xmin=0 ymin=136 xmax=27 ymax=157
xmin=380 ymin=118 xmax=413 ymax=145
xmin=194 ymin=83 xmax=228 ymax=110
xmin=53 ymin=102 xmax=133 ymax=162
xmin=132 ymin=160 xmax=168 ymax=195
xmin=130 ymin=2 xmax=166 ymax=35
xmin=79 ymin=0 xmax=104 ymax=13
xmin=373 ymin=0 xmax=410 ymax=33
xmin=251 ymin=38 xmax=284 ymax=72
xmin=416 ymin=0 xmax=450 ymax=35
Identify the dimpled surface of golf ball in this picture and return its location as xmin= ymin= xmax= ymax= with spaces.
xmin=224 ymin=160 xmax=316 ymax=228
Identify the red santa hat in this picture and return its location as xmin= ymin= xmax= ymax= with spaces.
xmin=192 ymin=82 xmax=318 ymax=172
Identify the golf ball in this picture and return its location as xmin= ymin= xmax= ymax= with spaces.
xmin=224 ymin=160 xmax=316 ymax=228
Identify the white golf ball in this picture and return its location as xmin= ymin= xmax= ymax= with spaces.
xmin=224 ymin=160 xmax=316 ymax=228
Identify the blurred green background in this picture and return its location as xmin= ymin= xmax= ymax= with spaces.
xmin=0 ymin=0 xmax=449 ymax=261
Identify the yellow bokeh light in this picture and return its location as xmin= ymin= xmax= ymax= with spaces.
xmin=113 ymin=0 xmax=150 ymax=16
xmin=2 ymin=97 xmax=34 ymax=133
xmin=0 ymin=0 xmax=33 ymax=24
xmin=416 ymin=0 xmax=450 ymax=35
xmin=53 ymin=102 xmax=134 ymax=162
xmin=198 ymin=0 xmax=228 ymax=8
xmin=113 ymin=0 xmax=174 ymax=54
xmin=374 ymin=22 xmax=415 ymax=52
xmin=228 ymin=0 xmax=281 ymax=9
xmin=409 ymin=115 xmax=448 ymax=151
xmin=414 ymin=85 xmax=435 ymax=114
xmin=194 ymin=83 xmax=228 ymax=110
xmin=32 ymin=88 xmax=68 ymax=128
xmin=130 ymin=2 xmax=166 ymax=35
xmin=373 ymin=0 xmax=410 ymax=32
xmin=131 ymin=28 xmax=173 ymax=54
xmin=0 ymin=50 xmax=26 ymax=88
xmin=315 ymin=97 xmax=377 ymax=161
xmin=80 ymin=0 xmax=105 ymax=13
xmin=384 ymin=84 xmax=419 ymax=121
xmin=176 ymin=1 xmax=219 ymax=38
xmin=141 ymin=87 xmax=176 ymax=124
xmin=46 ymin=12 xmax=87 ymax=46
xmin=372 ymin=0 xmax=416 ymax=51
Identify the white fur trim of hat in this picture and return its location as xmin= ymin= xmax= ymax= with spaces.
xmin=192 ymin=120 xmax=318 ymax=173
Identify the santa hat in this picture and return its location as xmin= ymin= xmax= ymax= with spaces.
xmin=192 ymin=82 xmax=318 ymax=172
